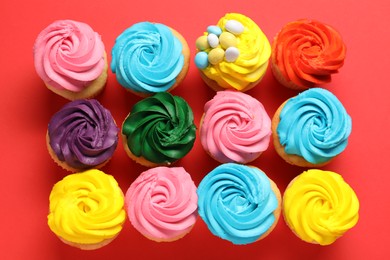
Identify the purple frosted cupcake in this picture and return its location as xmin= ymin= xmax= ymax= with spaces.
xmin=47 ymin=99 xmax=119 ymax=172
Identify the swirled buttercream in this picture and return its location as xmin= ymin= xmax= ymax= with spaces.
xmin=48 ymin=99 xmax=119 ymax=170
xmin=197 ymin=13 xmax=271 ymax=90
xmin=277 ymin=88 xmax=352 ymax=164
xmin=200 ymin=90 xmax=271 ymax=163
xmin=125 ymin=167 xmax=198 ymax=241
xmin=111 ymin=22 xmax=185 ymax=94
xmin=283 ymin=169 xmax=359 ymax=245
xmin=197 ymin=163 xmax=279 ymax=245
xmin=48 ymin=169 xmax=126 ymax=246
xmin=122 ymin=92 xmax=196 ymax=164
xmin=272 ymin=19 xmax=346 ymax=89
xmin=34 ymin=20 xmax=106 ymax=92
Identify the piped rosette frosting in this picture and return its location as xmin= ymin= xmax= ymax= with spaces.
xmin=122 ymin=92 xmax=196 ymax=166
xmin=276 ymin=88 xmax=352 ymax=165
xmin=111 ymin=22 xmax=186 ymax=95
xmin=47 ymin=99 xmax=119 ymax=171
xmin=195 ymin=13 xmax=271 ymax=91
xmin=200 ymin=90 xmax=271 ymax=163
xmin=48 ymin=169 xmax=126 ymax=249
xmin=283 ymin=169 xmax=359 ymax=245
xmin=34 ymin=20 xmax=106 ymax=92
xmin=197 ymin=163 xmax=280 ymax=245
xmin=271 ymin=19 xmax=346 ymax=89
xmin=125 ymin=167 xmax=198 ymax=242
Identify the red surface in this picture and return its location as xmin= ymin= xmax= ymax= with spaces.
xmin=1 ymin=0 xmax=389 ymax=259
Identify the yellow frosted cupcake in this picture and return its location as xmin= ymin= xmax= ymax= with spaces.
xmin=194 ymin=13 xmax=271 ymax=92
xmin=283 ymin=169 xmax=359 ymax=245
xmin=48 ymin=169 xmax=126 ymax=250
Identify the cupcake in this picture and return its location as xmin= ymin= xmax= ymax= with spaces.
xmin=194 ymin=13 xmax=271 ymax=92
xmin=283 ymin=169 xmax=359 ymax=245
xmin=125 ymin=167 xmax=198 ymax=242
xmin=122 ymin=92 xmax=196 ymax=167
xmin=200 ymin=90 xmax=271 ymax=164
xmin=272 ymin=88 xmax=352 ymax=167
xmin=48 ymin=169 xmax=126 ymax=250
xmin=33 ymin=20 xmax=108 ymax=100
xmin=111 ymin=22 xmax=190 ymax=97
xmin=271 ymin=19 xmax=346 ymax=90
xmin=47 ymin=99 xmax=119 ymax=172
xmin=197 ymin=163 xmax=281 ymax=245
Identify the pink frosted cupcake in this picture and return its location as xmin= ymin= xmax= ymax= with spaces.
xmin=125 ymin=167 xmax=198 ymax=242
xmin=200 ymin=90 xmax=271 ymax=163
xmin=33 ymin=20 xmax=108 ymax=100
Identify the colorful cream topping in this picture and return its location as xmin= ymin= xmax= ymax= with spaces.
xmin=194 ymin=13 xmax=271 ymax=90
xmin=48 ymin=169 xmax=126 ymax=245
xmin=34 ymin=20 xmax=106 ymax=92
xmin=277 ymin=88 xmax=352 ymax=164
xmin=48 ymin=99 xmax=119 ymax=169
xmin=272 ymin=19 xmax=346 ymax=89
xmin=197 ymin=163 xmax=278 ymax=245
xmin=200 ymin=90 xmax=271 ymax=163
xmin=111 ymin=22 xmax=184 ymax=94
xmin=122 ymin=92 xmax=196 ymax=164
xmin=125 ymin=167 xmax=198 ymax=241
xmin=283 ymin=169 xmax=359 ymax=245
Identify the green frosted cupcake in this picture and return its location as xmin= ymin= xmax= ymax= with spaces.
xmin=122 ymin=92 xmax=196 ymax=167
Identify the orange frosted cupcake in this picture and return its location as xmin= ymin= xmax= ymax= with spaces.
xmin=271 ymin=19 xmax=346 ymax=90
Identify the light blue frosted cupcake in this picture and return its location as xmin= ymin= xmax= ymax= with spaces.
xmin=272 ymin=88 xmax=352 ymax=167
xmin=197 ymin=163 xmax=281 ymax=245
xmin=111 ymin=22 xmax=189 ymax=97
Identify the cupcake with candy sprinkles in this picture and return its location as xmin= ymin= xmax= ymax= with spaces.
xmin=194 ymin=13 xmax=271 ymax=92
xmin=111 ymin=22 xmax=190 ymax=97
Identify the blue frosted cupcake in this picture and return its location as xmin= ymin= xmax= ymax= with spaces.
xmin=197 ymin=163 xmax=281 ymax=245
xmin=111 ymin=22 xmax=190 ymax=97
xmin=272 ymin=88 xmax=352 ymax=167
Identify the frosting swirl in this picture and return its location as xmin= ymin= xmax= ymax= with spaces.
xmin=200 ymin=90 xmax=271 ymax=163
xmin=283 ymin=169 xmax=359 ymax=245
xmin=199 ymin=13 xmax=271 ymax=90
xmin=48 ymin=99 xmax=119 ymax=170
xmin=122 ymin=92 xmax=196 ymax=164
xmin=125 ymin=167 xmax=198 ymax=241
xmin=48 ymin=169 xmax=126 ymax=245
xmin=277 ymin=88 xmax=352 ymax=164
xmin=34 ymin=20 xmax=106 ymax=92
xmin=111 ymin=22 xmax=184 ymax=94
xmin=197 ymin=163 xmax=279 ymax=245
xmin=272 ymin=19 xmax=346 ymax=89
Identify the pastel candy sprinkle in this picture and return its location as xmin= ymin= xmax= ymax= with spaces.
xmin=225 ymin=20 xmax=244 ymax=35
xmin=195 ymin=52 xmax=209 ymax=69
xmin=196 ymin=35 xmax=210 ymax=51
xmin=207 ymin=33 xmax=219 ymax=48
xmin=207 ymin=25 xmax=222 ymax=36
xmin=208 ymin=48 xmax=225 ymax=65
xmin=219 ymin=32 xmax=237 ymax=49
xmin=225 ymin=47 xmax=240 ymax=62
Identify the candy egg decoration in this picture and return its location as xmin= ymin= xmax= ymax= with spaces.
xmin=194 ymin=19 xmax=244 ymax=70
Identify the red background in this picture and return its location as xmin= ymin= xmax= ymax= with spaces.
xmin=1 ymin=0 xmax=389 ymax=259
